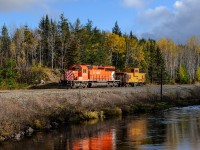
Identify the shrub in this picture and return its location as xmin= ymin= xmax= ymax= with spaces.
xmin=103 ymin=107 xmax=122 ymax=117
xmin=33 ymin=120 xmax=43 ymax=129
xmin=80 ymin=111 xmax=99 ymax=120
xmin=29 ymin=65 xmax=46 ymax=84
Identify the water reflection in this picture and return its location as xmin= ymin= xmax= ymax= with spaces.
xmin=127 ymin=118 xmax=147 ymax=147
xmin=1 ymin=106 xmax=200 ymax=150
xmin=165 ymin=107 xmax=200 ymax=150
xmin=72 ymin=131 xmax=115 ymax=150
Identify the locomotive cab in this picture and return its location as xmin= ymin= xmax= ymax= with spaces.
xmin=68 ymin=65 xmax=89 ymax=81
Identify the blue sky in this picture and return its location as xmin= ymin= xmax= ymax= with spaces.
xmin=0 ymin=0 xmax=199 ymax=43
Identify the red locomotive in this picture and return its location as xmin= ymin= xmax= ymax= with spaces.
xmin=60 ymin=64 xmax=120 ymax=88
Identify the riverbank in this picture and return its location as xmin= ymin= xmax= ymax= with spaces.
xmin=0 ymin=84 xmax=200 ymax=142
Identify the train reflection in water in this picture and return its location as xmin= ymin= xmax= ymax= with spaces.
xmin=71 ymin=131 xmax=115 ymax=150
xmin=127 ymin=118 xmax=147 ymax=147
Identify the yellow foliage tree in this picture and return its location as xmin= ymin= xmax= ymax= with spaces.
xmin=104 ymin=33 xmax=126 ymax=66
xmin=157 ymin=38 xmax=177 ymax=80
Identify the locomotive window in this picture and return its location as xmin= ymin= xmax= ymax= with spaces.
xmin=72 ymin=67 xmax=79 ymax=71
xmin=87 ymin=65 xmax=92 ymax=70
xmin=98 ymin=67 xmax=104 ymax=70
xmin=131 ymin=69 xmax=134 ymax=72
xmin=105 ymin=68 xmax=115 ymax=71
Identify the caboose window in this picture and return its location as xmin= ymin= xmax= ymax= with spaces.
xmin=83 ymin=69 xmax=87 ymax=73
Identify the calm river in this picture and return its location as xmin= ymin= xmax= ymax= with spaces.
xmin=1 ymin=106 xmax=200 ymax=150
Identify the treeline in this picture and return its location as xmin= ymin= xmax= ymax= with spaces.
xmin=0 ymin=14 xmax=200 ymax=88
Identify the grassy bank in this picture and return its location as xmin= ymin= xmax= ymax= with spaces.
xmin=0 ymin=84 xmax=200 ymax=142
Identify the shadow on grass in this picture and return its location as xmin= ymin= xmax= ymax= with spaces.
xmin=29 ymin=82 xmax=68 ymax=89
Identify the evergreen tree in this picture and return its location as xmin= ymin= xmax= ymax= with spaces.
xmin=145 ymin=39 xmax=165 ymax=83
xmin=0 ymin=59 xmax=17 ymax=88
xmin=112 ymin=21 xmax=122 ymax=36
xmin=79 ymin=20 xmax=93 ymax=64
xmin=66 ymin=35 xmax=81 ymax=67
xmin=49 ymin=19 xmax=59 ymax=69
xmin=39 ymin=15 xmax=51 ymax=66
xmin=1 ymin=25 xmax=11 ymax=65
xmin=58 ymin=13 xmax=70 ymax=69
xmin=129 ymin=31 xmax=137 ymax=40
xmin=66 ymin=18 xmax=82 ymax=67
xmin=111 ymin=22 xmax=123 ymax=68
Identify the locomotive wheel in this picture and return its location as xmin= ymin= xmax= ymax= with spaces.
xmin=83 ymin=83 xmax=88 ymax=88
xmin=107 ymin=83 xmax=110 ymax=87
xmin=88 ymin=83 xmax=92 ymax=88
xmin=125 ymin=83 xmax=129 ymax=87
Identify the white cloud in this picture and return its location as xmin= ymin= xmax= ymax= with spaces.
xmin=143 ymin=6 xmax=173 ymax=24
xmin=174 ymin=1 xmax=184 ymax=9
xmin=140 ymin=0 xmax=200 ymax=43
xmin=122 ymin=0 xmax=145 ymax=8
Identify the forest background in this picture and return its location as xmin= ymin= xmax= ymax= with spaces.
xmin=0 ymin=14 xmax=199 ymax=89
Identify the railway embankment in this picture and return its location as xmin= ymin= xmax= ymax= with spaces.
xmin=0 ymin=84 xmax=200 ymax=142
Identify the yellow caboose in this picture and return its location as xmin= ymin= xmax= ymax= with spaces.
xmin=116 ymin=68 xmax=146 ymax=87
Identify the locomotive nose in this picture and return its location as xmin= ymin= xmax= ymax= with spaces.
xmin=66 ymin=70 xmax=74 ymax=80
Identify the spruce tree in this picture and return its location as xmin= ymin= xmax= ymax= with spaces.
xmin=1 ymin=25 xmax=11 ymax=64
xmin=112 ymin=21 xmax=122 ymax=36
xmin=58 ymin=13 xmax=70 ymax=69
xmin=39 ymin=15 xmax=51 ymax=67
xmin=112 ymin=21 xmax=122 ymax=68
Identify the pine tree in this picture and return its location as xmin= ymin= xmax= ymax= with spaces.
xmin=66 ymin=18 xmax=83 ymax=67
xmin=145 ymin=39 xmax=165 ymax=83
xmin=112 ymin=21 xmax=122 ymax=36
xmin=49 ymin=19 xmax=58 ymax=69
xmin=1 ymin=25 xmax=11 ymax=65
xmin=39 ymin=15 xmax=51 ymax=66
xmin=58 ymin=13 xmax=70 ymax=69
xmin=111 ymin=22 xmax=124 ymax=68
xmin=66 ymin=35 xmax=81 ymax=67
xmin=129 ymin=31 xmax=137 ymax=40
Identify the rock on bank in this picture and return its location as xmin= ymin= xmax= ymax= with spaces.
xmin=0 ymin=84 xmax=200 ymax=141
